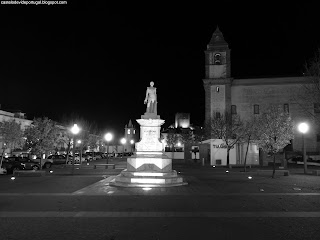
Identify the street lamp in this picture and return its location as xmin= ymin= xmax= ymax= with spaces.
xmin=130 ymin=139 xmax=135 ymax=153
xmin=77 ymin=140 xmax=82 ymax=163
xmin=121 ymin=138 xmax=126 ymax=155
xmin=104 ymin=133 xmax=113 ymax=164
xmin=71 ymin=124 xmax=80 ymax=175
xmin=298 ymin=122 xmax=309 ymax=174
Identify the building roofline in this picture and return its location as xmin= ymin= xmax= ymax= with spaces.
xmin=232 ymin=76 xmax=311 ymax=86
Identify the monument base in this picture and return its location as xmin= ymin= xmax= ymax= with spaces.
xmin=109 ymin=115 xmax=187 ymax=188
xmin=109 ymin=156 xmax=188 ymax=188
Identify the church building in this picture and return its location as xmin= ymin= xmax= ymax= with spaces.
xmin=203 ymin=27 xmax=319 ymax=165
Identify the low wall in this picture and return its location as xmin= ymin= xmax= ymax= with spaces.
xmin=163 ymin=152 xmax=184 ymax=159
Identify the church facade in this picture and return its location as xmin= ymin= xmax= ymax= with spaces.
xmin=203 ymin=27 xmax=319 ymax=162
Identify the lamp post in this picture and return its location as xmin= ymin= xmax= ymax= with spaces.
xmin=298 ymin=122 xmax=309 ymax=174
xmin=130 ymin=139 xmax=135 ymax=153
xmin=77 ymin=140 xmax=82 ymax=164
xmin=104 ymin=133 xmax=113 ymax=164
xmin=121 ymin=138 xmax=126 ymax=156
xmin=71 ymin=124 xmax=80 ymax=175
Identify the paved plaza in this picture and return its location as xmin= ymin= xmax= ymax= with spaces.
xmin=0 ymin=159 xmax=320 ymax=240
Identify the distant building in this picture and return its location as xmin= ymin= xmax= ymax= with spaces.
xmin=0 ymin=106 xmax=33 ymax=155
xmin=104 ymin=119 xmax=137 ymax=155
xmin=203 ymin=27 xmax=319 ymax=166
xmin=161 ymin=113 xmax=201 ymax=161
xmin=175 ymin=113 xmax=190 ymax=128
xmin=123 ymin=119 xmax=136 ymax=153
xmin=0 ymin=109 xmax=32 ymax=131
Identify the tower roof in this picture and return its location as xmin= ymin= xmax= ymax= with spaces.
xmin=207 ymin=26 xmax=228 ymax=50
xmin=128 ymin=119 xmax=133 ymax=128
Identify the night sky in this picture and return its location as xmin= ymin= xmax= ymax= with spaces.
xmin=0 ymin=2 xmax=319 ymax=138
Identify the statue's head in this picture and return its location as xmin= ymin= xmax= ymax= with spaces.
xmin=150 ymin=81 xmax=154 ymax=87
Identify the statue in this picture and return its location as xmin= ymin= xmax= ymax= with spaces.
xmin=144 ymin=81 xmax=157 ymax=114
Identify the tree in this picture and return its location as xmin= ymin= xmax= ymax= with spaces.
xmin=242 ymin=116 xmax=260 ymax=172
xmin=24 ymin=117 xmax=59 ymax=169
xmin=165 ymin=129 xmax=180 ymax=160
xmin=0 ymin=120 xmax=24 ymax=168
xmin=210 ymin=112 xmax=244 ymax=168
xmin=256 ymin=106 xmax=294 ymax=178
xmin=179 ymin=128 xmax=195 ymax=162
xmin=58 ymin=113 xmax=99 ymax=163
xmin=73 ymin=120 xmax=100 ymax=162
xmin=193 ymin=123 xmax=210 ymax=144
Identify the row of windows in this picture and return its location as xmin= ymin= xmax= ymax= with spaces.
xmin=229 ymin=103 xmax=320 ymax=115
xmin=127 ymin=129 xmax=136 ymax=135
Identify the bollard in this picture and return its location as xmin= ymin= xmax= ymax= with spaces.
xmin=202 ymin=158 xmax=205 ymax=166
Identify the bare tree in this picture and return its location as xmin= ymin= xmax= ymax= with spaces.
xmin=0 ymin=120 xmax=24 ymax=168
xmin=178 ymin=128 xmax=195 ymax=162
xmin=210 ymin=112 xmax=244 ymax=168
xmin=242 ymin=116 xmax=260 ymax=172
xmin=58 ymin=113 xmax=99 ymax=162
xmin=165 ymin=129 xmax=180 ymax=160
xmin=256 ymin=106 xmax=294 ymax=178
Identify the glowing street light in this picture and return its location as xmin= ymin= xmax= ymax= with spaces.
xmin=298 ymin=122 xmax=309 ymax=174
xmin=70 ymin=124 xmax=80 ymax=175
xmin=121 ymin=138 xmax=126 ymax=155
xmin=71 ymin=124 xmax=80 ymax=135
xmin=104 ymin=133 xmax=113 ymax=164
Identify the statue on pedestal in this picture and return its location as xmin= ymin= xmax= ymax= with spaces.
xmin=144 ymin=81 xmax=157 ymax=115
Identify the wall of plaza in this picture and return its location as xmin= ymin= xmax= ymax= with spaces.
xmin=229 ymin=77 xmax=319 ymax=153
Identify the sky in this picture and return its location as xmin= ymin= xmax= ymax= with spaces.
xmin=0 ymin=2 xmax=319 ymax=138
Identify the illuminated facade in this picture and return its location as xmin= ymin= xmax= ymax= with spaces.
xmin=203 ymin=27 xmax=319 ymax=165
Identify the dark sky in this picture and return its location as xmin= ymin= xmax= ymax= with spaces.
xmin=0 ymin=2 xmax=319 ymax=138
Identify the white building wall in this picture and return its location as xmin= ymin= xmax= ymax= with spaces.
xmin=204 ymin=139 xmax=259 ymax=166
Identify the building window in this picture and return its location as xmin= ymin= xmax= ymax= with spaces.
xmin=127 ymin=129 xmax=130 ymax=135
xmin=133 ymin=130 xmax=135 ymax=134
xmin=314 ymin=103 xmax=320 ymax=113
xmin=284 ymin=104 xmax=289 ymax=113
xmin=254 ymin=105 xmax=259 ymax=114
xmin=216 ymin=112 xmax=221 ymax=118
xmin=231 ymin=105 xmax=237 ymax=114
xmin=214 ymin=53 xmax=221 ymax=65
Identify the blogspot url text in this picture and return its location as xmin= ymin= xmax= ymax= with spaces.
xmin=1 ymin=0 xmax=67 ymax=5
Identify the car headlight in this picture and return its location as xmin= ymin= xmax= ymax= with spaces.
xmin=21 ymin=163 xmax=26 ymax=167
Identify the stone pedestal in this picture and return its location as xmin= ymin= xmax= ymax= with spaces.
xmin=109 ymin=116 xmax=187 ymax=188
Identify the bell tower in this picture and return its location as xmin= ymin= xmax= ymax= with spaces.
xmin=203 ymin=26 xmax=232 ymax=124
xmin=124 ymin=119 xmax=136 ymax=152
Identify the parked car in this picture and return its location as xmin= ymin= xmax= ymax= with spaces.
xmin=1 ymin=157 xmax=25 ymax=174
xmin=66 ymin=155 xmax=81 ymax=165
xmin=74 ymin=153 xmax=86 ymax=163
xmin=43 ymin=155 xmax=68 ymax=168
xmin=85 ymin=152 xmax=97 ymax=161
xmin=17 ymin=157 xmax=40 ymax=170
